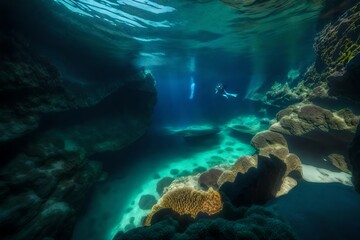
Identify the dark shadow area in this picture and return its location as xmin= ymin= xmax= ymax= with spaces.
xmin=267 ymin=181 xmax=360 ymax=240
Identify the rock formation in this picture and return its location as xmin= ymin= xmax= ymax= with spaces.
xmin=0 ymin=25 xmax=157 ymax=240
xmin=263 ymin=2 xmax=360 ymax=107
xmin=270 ymin=103 xmax=358 ymax=172
xmin=114 ymin=203 xmax=297 ymax=240
xmin=349 ymin=124 xmax=360 ymax=192
xmin=216 ymin=129 xmax=302 ymax=198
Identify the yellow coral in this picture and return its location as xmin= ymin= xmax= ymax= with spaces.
xmin=145 ymin=187 xmax=222 ymax=226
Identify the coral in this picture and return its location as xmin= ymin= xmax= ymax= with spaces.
xmin=249 ymin=129 xmax=302 ymax=196
xmin=217 ymin=129 xmax=302 ymax=197
xmin=165 ymin=175 xmax=202 ymax=194
xmin=264 ymin=82 xmax=301 ymax=107
xmin=270 ymin=103 xmax=358 ymax=138
xmin=258 ymin=146 xmax=289 ymax=160
xmin=260 ymin=3 xmax=360 ymax=106
xmin=217 ymin=170 xmax=238 ymax=186
xmin=250 ymin=130 xmax=288 ymax=149
xmin=336 ymin=108 xmax=360 ymax=127
xmin=217 ymin=155 xmax=258 ymax=187
xmin=232 ymin=155 xmax=258 ymax=174
xmin=314 ymin=3 xmax=360 ymax=73
xmin=284 ymin=154 xmax=303 ymax=178
xmin=269 ymin=103 xmax=359 ymax=190
xmin=220 ymin=154 xmax=288 ymax=206
xmin=145 ymin=187 xmax=223 ymax=226
xmin=198 ymin=168 xmax=223 ymax=189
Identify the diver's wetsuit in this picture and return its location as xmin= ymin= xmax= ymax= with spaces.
xmin=215 ymin=84 xmax=237 ymax=99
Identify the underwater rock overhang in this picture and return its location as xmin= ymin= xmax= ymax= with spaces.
xmin=0 ymin=16 xmax=158 ymax=240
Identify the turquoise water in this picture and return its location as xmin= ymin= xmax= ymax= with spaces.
xmin=72 ymin=121 xmax=260 ymax=239
xmin=1 ymin=1 xmax=360 ymax=240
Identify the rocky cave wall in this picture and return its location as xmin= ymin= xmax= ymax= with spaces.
xmin=0 ymin=1 xmax=157 ymax=239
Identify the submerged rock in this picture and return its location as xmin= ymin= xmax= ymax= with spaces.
xmin=198 ymin=168 xmax=223 ymax=190
xmin=350 ymin=124 xmax=360 ymax=193
xmin=156 ymin=177 xmax=175 ymax=196
xmin=227 ymin=115 xmax=262 ymax=136
xmin=0 ymin=140 xmax=102 ymax=239
xmin=271 ymin=103 xmax=358 ymax=141
xmin=0 ymin=29 xmax=157 ymax=240
xmin=139 ymin=195 xmax=157 ymax=210
xmin=175 ymin=125 xmax=220 ymax=140
xmin=260 ymin=2 xmax=360 ymax=107
xmin=270 ymin=103 xmax=358 ymax=172
xmin=114 ymin=205 xmax=297 ymax=240
xmin=220 ymin=155 xmax=287 ymax=207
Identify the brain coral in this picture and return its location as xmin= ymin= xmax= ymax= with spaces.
xmin=145 ymin=187 xmax=222 ymax=226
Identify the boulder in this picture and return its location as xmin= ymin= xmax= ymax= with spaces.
xmin=251 ymin=130 xmax=288 ymax=149
xmin=270 ymin=103 xmax=358 ymax=172
xmin=270 ymin=103 xmax=358 ymax=143
xmin=227 ymin=115 xmax=263 ymax=136
xmin=139 ymin=195 xmax=157 ymax=210
xmin=0 ymin=30 xmax=157 ymax=240
xmin=0 ymin=141 xmax=102 ymax=239
xmin=175 ymin=125 xmax=220 ymax=140
xmin=156 ymin=177 xmax=174 ymax=196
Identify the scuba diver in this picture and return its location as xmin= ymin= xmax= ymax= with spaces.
xmin=215 ymin=83 xmax=238 ymax=99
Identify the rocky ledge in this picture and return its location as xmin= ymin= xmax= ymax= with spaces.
xmin=0 ymin=31 xmax=157 ymax=240
xmin=263 ymin=2 xmax=360 ymax=107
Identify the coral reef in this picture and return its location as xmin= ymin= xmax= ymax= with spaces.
xmin=217 ymin=155 xmax=258 ymax=186
xmin=262 ymin=2 xmax=360 ymax=106
xmin=256 ymin=102 xmax=360 ymax=191
xmin=216 ymin=128 xmax=302 ymax=198
xmin=269 ymin=103 xmax=358 ymax=172
xmin=198 ymin=168 xmax=224 ymax=190
xmin=220 ymin=154 xmax=288 ymax=206
xmin=251 ymin=130 xmax=288 ymax=149
xmin=233 ymin=155 xmax=258 ymax=174
xmin=145 ymin=187 xmax=223 ymax=226
xmin=271 ymin=103 xmax=358 ymax=140
xmin=313 ymin=3 xmax=360 ymax=73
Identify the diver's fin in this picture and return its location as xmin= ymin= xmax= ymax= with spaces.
xmin=228 ymin=93 xmax=238 ymax=98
